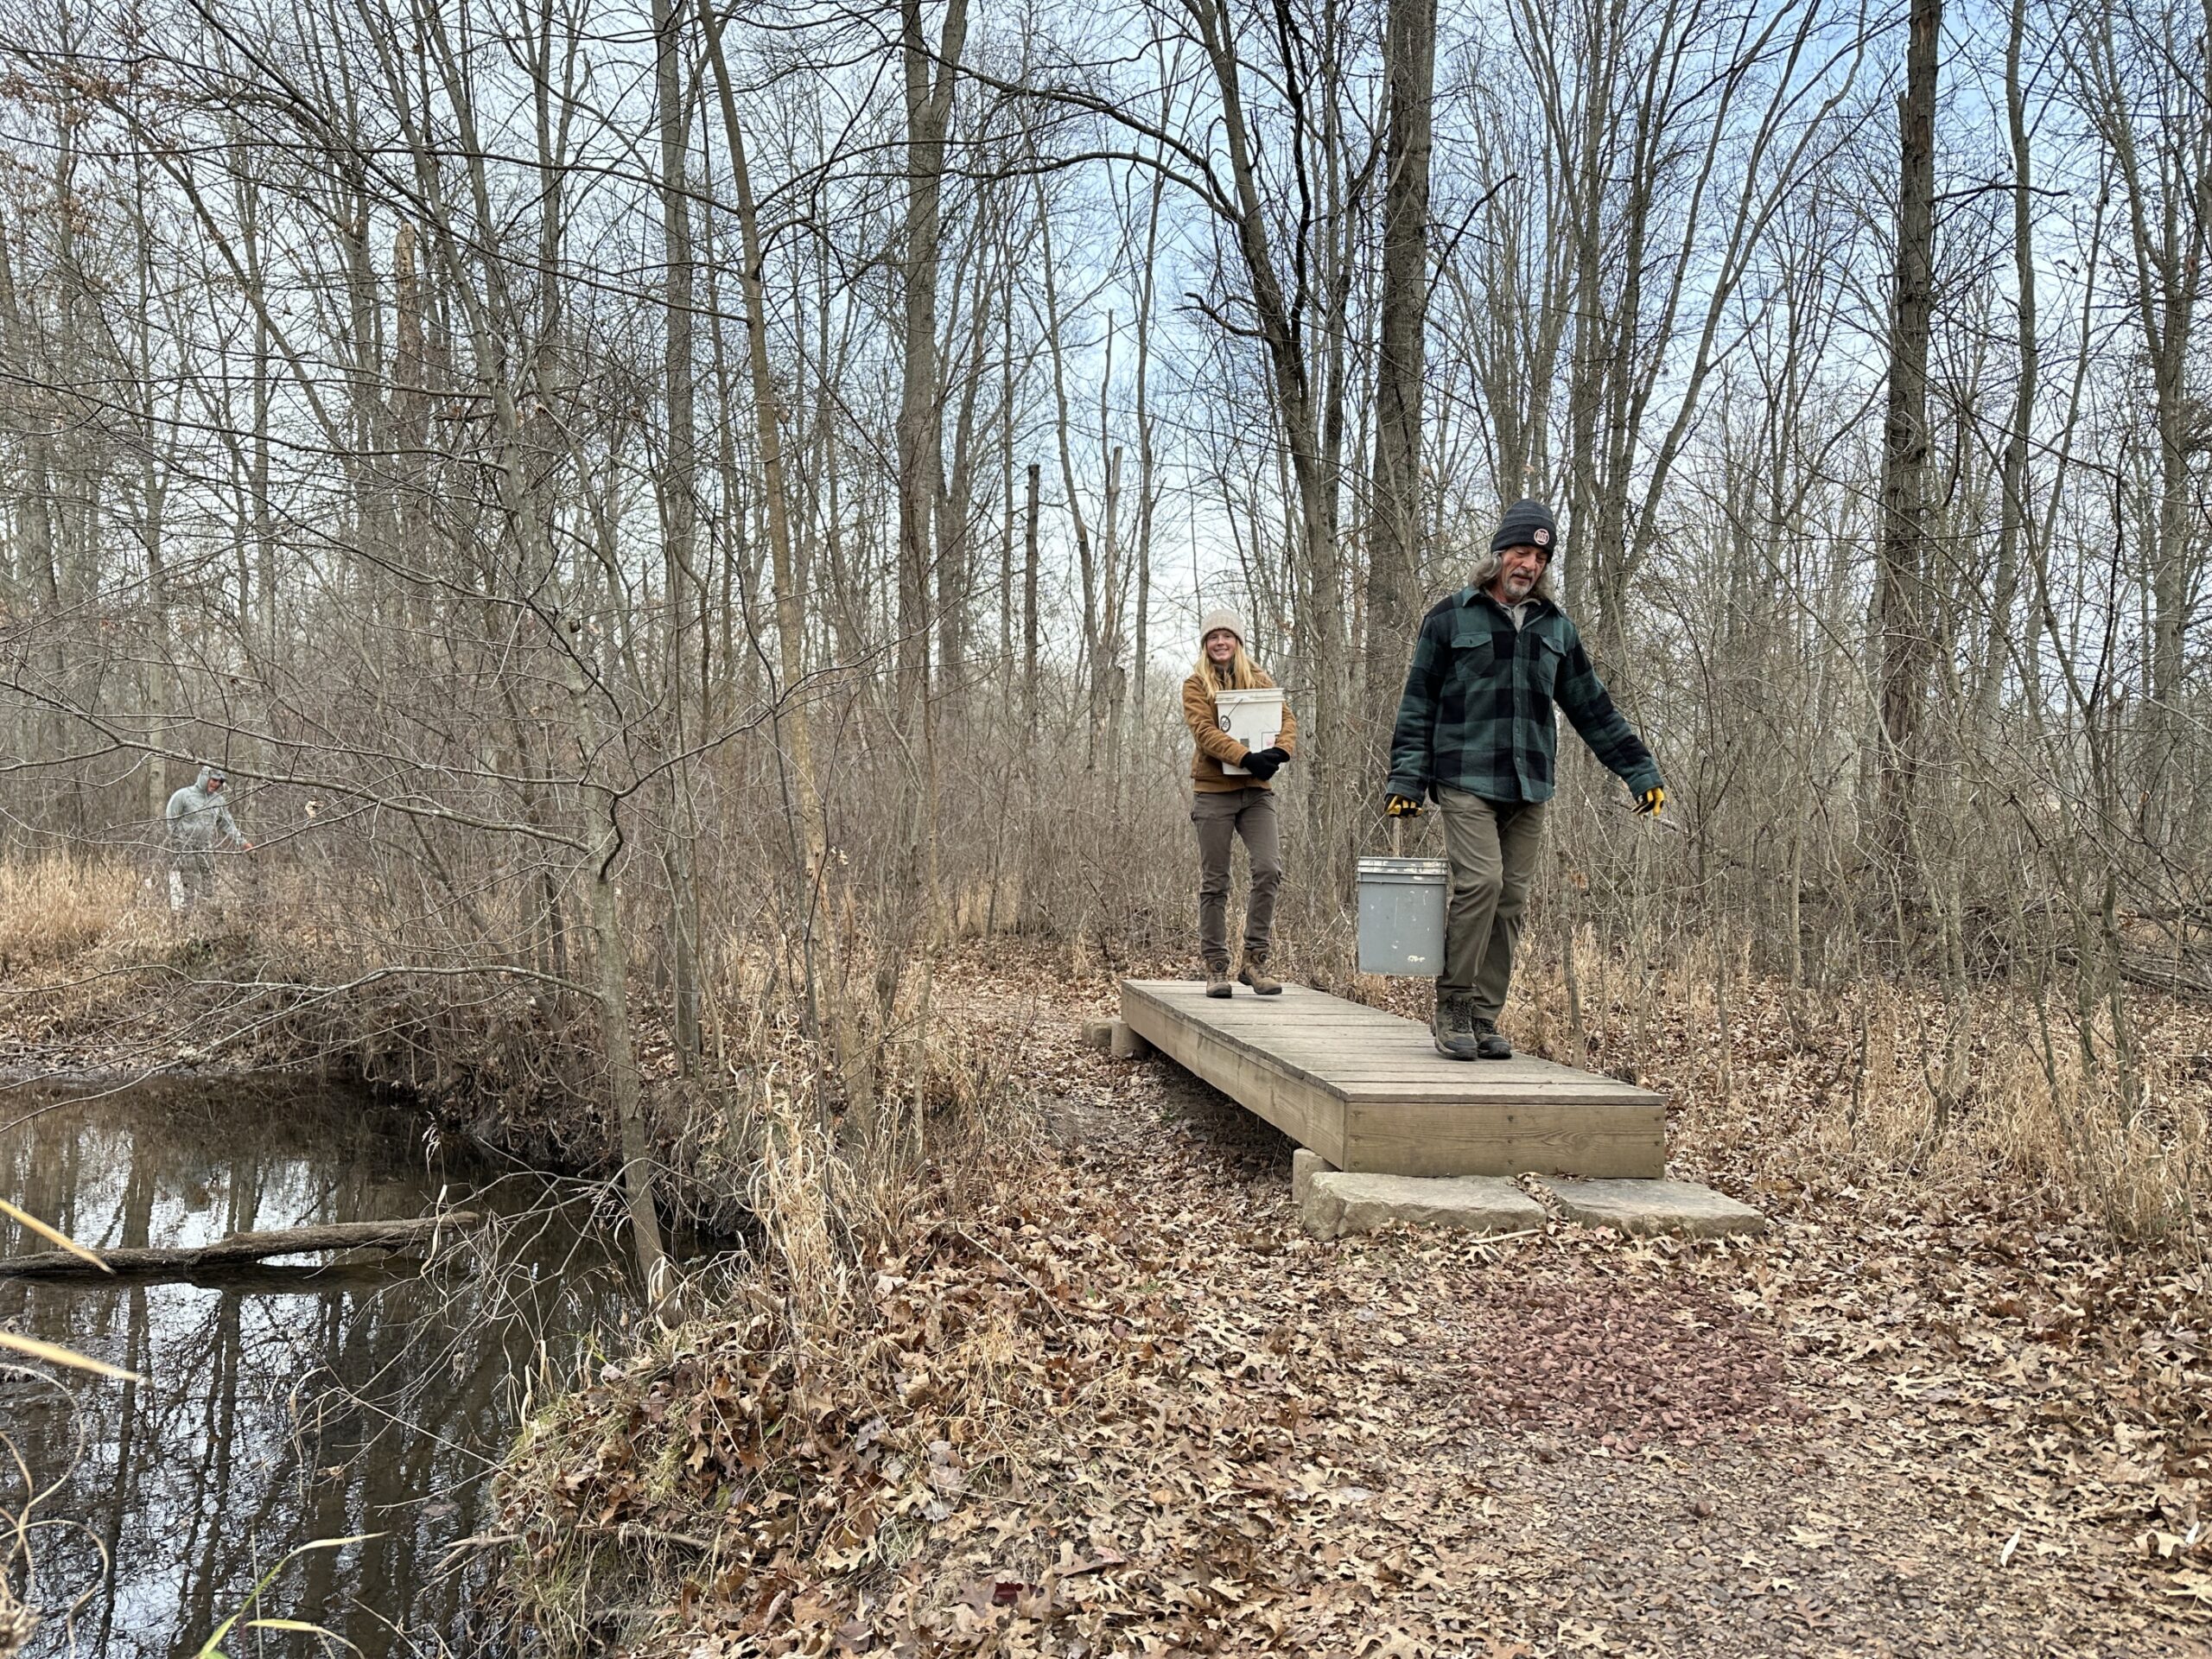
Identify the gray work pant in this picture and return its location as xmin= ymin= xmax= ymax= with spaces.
xmin=169 ymin=851 xmax=216 ymax=912
xmin=1436 ymin=788 xmax=1547 ymax=1020
xmin=1192 ymin=787 xmax=1281 ymax=971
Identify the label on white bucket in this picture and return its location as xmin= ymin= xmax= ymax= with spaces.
xmin=1215 ymin=688 xmax=1284 ymax=775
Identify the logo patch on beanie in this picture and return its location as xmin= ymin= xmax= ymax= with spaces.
xmin=1533 ymin=527 xmax=1550 ymax=547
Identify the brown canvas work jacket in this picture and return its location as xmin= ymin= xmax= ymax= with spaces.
xmin=1183 ymin=669 xmax=1300 ymax=793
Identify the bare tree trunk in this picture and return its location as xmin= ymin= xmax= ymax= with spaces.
xmin=586 ymin=809 xmax=670 ymax=1297
xmin=1366 ymin=0 xmax=1439 ymax=750
xmin=0 ymin=201 xmax=65 ymax=801
xmin=937 ymin=258 xmax=992 ymax=694
xmin=1559 ymin=0 xmax=1616 ymax=621
xmin=0 ymin=208 xmax=54 ymax=611
xmin=2082 ymin=15 xmax=2209 ymax=848
xmin=1873 ymin=0 xmax=1942 ymax=876
xmin=1102 ymin=431 xmax=1125 ymax=766
xmin=895 ymin=0 xmax=969 ymax=713
xmin=1000 ymin=283 xmax=1016 ymax=679
xmin=1034 ymin=183 xmax=1100 ymax=759
xmin=695 ymin=0 xmax=819 ymax=835
xmin=1024 ymin=461 xmax=1041 ymax=724
xmin=1980 ymin=0 xmax=2035 ymax=730
xmin=655 ymin=0 xmax=702 ymax=1062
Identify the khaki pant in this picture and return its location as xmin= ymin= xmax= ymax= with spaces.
xmin=1192 ymin=787 xmax=1281 ymax=971
xmin=1437 ymin=788 xmax=1546 ymax=1020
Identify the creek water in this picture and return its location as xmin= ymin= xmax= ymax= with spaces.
xmin=0 ymin=1076 xmax=640 ymax=1656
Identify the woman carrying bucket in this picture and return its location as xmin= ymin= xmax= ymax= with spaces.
xmin=1181 ymin=607 xmax=1298 ymax=998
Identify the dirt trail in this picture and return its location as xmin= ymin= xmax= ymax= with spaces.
xmin=1012 ymin=1023 xmax=2201 ymax=1654
xmin=543 ymin=969 xmax=2212 ymax=1656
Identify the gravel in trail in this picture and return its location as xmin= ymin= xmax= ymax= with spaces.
xmin=603 ymin=971 xmax=2211 ymax=1656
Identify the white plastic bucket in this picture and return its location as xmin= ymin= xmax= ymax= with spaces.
xmin=1214 ymin=687 xmax=1285 ymax=776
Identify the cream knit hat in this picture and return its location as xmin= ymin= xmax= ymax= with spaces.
xmin=1198 ymin=607 xmax=1246 ymax=646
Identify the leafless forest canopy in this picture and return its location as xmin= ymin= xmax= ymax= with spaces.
xmin=0 ymin=0 xmax=2208 ymax=1145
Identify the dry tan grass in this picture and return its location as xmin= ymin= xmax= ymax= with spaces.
xmin=1501 ymin=930 xmax=2211 ymax=1248
xmin=0 ymin=855 xmax=138 ymax=971
xmin=0 ymin=1569 xmax=35 ymax=1659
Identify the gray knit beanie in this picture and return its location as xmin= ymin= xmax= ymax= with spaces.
xmin=1198 ymin=607 xmax=1247 ymax=646
xmin=1491 ymin=498 xmax=1558 ymax=556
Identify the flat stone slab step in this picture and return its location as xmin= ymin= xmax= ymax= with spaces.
xmin=1539 ymin=1177 xmax=1768 ymax=1237
xmin=1291 ymin=1152 xmax=1768 ymax=1242
xmin=1300 ymin=1169 xmax=1545 ymax=1243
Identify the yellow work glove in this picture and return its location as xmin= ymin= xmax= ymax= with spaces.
xmin=1632 ymin=785 xmax=1665 ymax=817
xmin=1385 ymin=794 xmax=1424 ymax=819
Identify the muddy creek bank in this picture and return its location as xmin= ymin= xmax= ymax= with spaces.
xmin=1 ymin=1076 xmax=641 ymax=1657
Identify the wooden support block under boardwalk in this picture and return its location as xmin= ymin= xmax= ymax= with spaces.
xmin=1118 ymin=978 xmax=1665 ymax=1179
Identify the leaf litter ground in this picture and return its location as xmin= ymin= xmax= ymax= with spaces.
xmin=509 ymin=958 xmax=2211 ymax=1657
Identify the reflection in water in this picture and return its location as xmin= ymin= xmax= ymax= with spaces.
xmin=0 ymin=1078 xmax=637 ymax=1656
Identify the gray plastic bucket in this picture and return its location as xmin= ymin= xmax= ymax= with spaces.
xmin=1356 ymin=856 xmax=1450 ymax=976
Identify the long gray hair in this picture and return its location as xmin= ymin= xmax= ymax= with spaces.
xmin=1464 ymin=542 xmax=1558 ymax=604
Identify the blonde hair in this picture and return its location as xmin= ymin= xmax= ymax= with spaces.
xmin=1193 ymin=637 xmax=1262 ymax=691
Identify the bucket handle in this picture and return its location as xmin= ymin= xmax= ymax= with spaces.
xmin=1363 ymin=800 xmax=1409 ymax=859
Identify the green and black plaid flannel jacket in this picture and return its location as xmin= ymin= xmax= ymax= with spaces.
xmin=1384 ymin=587 xmax=1662 ymax=805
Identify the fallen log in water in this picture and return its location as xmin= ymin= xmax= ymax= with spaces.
xmin=0 ymin=1212 xmax=483 ymax=1279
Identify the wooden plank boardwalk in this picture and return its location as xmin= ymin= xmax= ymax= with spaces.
xmin=1119 ymin=978 xmax=1665 ymax=1179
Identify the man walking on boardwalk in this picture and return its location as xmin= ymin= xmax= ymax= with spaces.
xmin=1383 ymin=500 xmax=1664 ymax=1060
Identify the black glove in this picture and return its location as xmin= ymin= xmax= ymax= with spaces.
xmin=1241 ymin=747 xmax=1287 ymax=781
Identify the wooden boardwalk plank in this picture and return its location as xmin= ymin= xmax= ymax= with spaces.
xmin=1118 ymin=978 xmax=1665 ymax=1179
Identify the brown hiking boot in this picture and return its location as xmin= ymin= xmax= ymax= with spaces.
xmin=1472 ymin=1017 xmax=1513 ymax=1060
xmin=1236 ymin=958 xmax=1282 ymax=995
xmin=1431 ymin=988 xmax=1479 ymax=1060
xmin=1205 ymin=966 xmax=1234 ymax=998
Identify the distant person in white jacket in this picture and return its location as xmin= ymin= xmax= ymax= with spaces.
xmin=165 ymin=764 xmax=252 ymax=910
